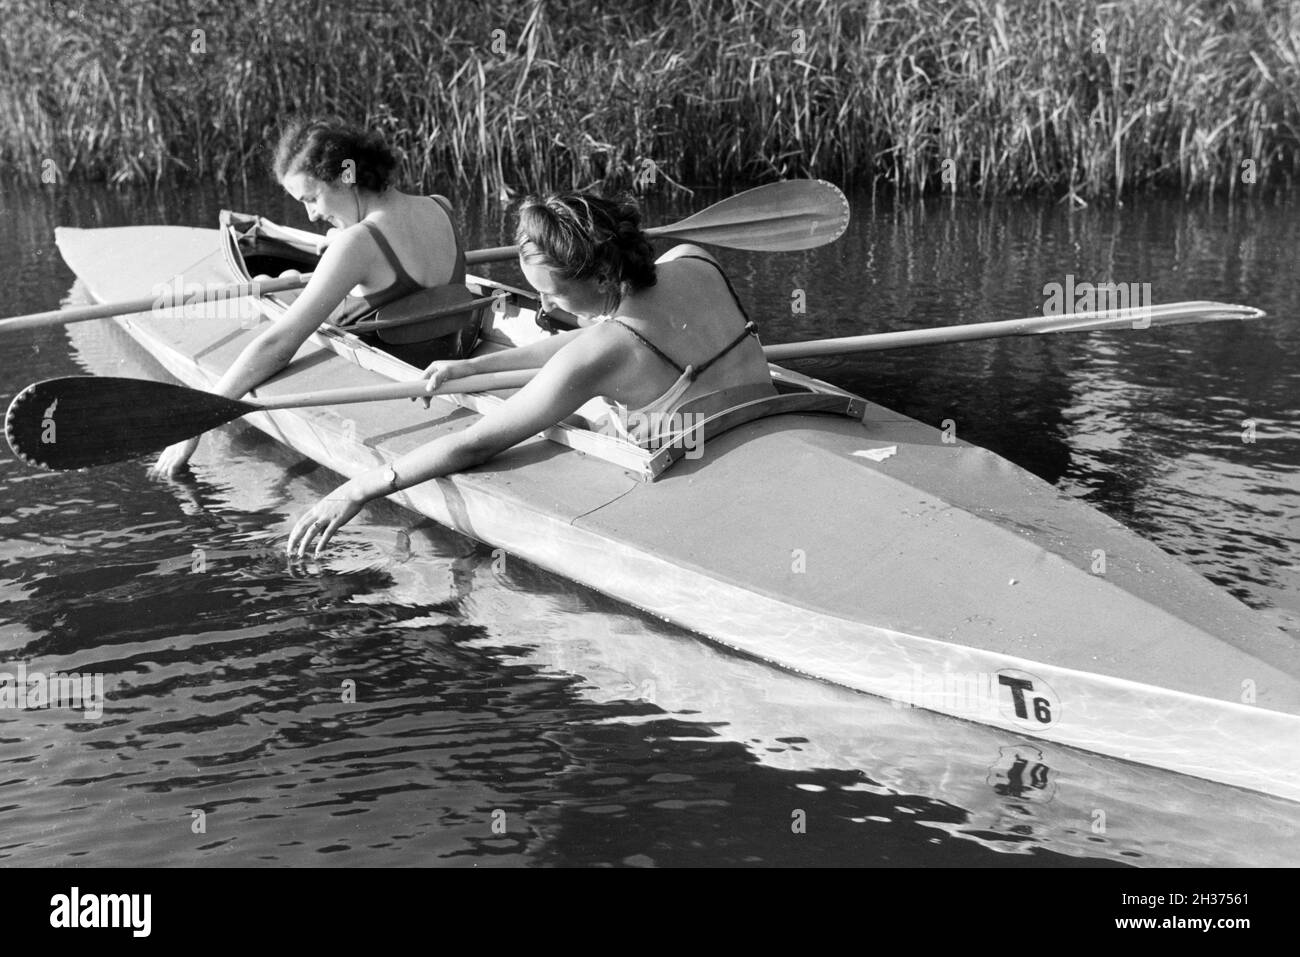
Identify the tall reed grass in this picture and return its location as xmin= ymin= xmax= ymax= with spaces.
xmin=1 ymin=0 xmax=1296 ymax=198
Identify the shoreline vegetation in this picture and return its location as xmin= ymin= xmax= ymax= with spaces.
xmin=1 ymin=0 xmax=1297 ymax=199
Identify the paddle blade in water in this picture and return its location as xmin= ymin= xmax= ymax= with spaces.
xmin=5 ymin=377 xmax=253 ymax=470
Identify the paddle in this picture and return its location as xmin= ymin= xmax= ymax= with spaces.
xmin=465 ymin=179 xmax=851 ymax=263
xmin=0 ymin=274 xmax=315 ymax=334
xmin=761 ymin=300 xmax=1267 ymax=361
xmin=6 ymin=299 xmax=1263 ymax=471
xmin=0 ymin=180 xmax=850 ymax=335
xmin=5 ymin=371 xmax=536 ymax=471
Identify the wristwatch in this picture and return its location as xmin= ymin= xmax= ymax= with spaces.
xmin=382 ymin=463 xmax=400 ymax=494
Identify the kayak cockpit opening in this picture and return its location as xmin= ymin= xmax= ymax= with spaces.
xmin=220 ymin=210 xmax=485 ymax=368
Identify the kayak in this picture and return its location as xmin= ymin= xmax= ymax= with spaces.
xmin=45 ymin=218 xmax=1300 ymax=803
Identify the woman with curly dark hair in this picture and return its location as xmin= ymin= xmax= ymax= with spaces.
xmin=286 ymin=191 xmax=774 ymax=557
xmin=153 ymin=118 xmax=464 ymax=475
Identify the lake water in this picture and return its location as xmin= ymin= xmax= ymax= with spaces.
xmin=0 ymin=180 xmax=1297 ymax=867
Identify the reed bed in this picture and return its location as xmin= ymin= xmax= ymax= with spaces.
xmin=1 ymin=0 xmax=1296 ymax=197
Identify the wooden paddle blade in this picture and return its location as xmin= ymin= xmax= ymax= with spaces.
xmin=464 ymin=179 xmax=852 ymax=262
xmin=5 ymin=377 xmax=254 ymax=471
xmin=649 ymin=179 xmax=851 ymax=251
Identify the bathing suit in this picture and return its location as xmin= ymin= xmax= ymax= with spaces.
xmin=597 ymin=255 xmax=759 ymax=445
xmin=333 ymin=197 xmax=479 ymax=365
xmin=336 ymin=196 xmax=464 ymax=324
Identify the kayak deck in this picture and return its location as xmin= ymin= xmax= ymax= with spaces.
xmin=50 ymin=223 xmax=1300 ymax=802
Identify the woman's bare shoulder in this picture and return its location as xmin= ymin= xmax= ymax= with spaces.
xmin=653 ymin=251 xmax=733 ymax=304
xmin=558 ymin=319 xmax=627 ymax=355
xmin=656 ymin=243 xmax=716 ymax=265
xmin=316 ymin=222 xmax=379 ymax=270
xmin=332 ymin=216 xmax=380 ymax=241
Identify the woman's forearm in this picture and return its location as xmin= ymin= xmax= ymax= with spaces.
xmin=286 ymin=431 xmax=492 ymax=558
xmin=211 ymin=332 xmax=302 ymax=398
xmin=217 ymin=239 xmax=369 ymax=399
xmin=344 ymin=431 xmax=490 ymax=503
xmin=461 ymin=329 xmax=581 ymax=375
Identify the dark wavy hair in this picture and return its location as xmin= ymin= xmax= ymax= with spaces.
xmin=515 ymin=192 xmax=657 ymax=298
xmin=272 ymin=118 xmax=398 ymax=192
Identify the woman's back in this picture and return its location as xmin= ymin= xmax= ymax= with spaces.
xmin=595 ymin=250 xmax=773 ymax=418
xmin=347 ymin=192 xmax=460 ymax=304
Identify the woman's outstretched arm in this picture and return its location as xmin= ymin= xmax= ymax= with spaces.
xmin=287 ymin=330 xmax=615 ymax=557
xmin=212 ymin=229 xmax=377 ymax=398
xmin=152 ymin=229 xmax=377 ymax=475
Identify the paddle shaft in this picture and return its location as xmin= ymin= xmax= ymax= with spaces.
xmin=761 ymin=301 xmax=1266 ymax=361
xmin=251 ymin=370 xmax=536 ymax=410
xmin=243 ymin=300 xmax=1272 ymax=408
xmin=250 ymin=300 xmax=1264 ymax=409
xmin=468 ymin=222 xmax=738 ymax=264
xmin=0 ymin=274 xmax=313 ymax=333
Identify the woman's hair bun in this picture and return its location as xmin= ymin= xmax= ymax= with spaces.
xmin=614 ymin=216 xmax=641 ymax=241
xmin=515 ymin=191 xmax=656 ymax=297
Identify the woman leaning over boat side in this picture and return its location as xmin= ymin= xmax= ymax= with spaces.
xmin=287 ymin=191 xmax=775 ymax=557
xmin=151 ymin=118 xmax=464 ymax=475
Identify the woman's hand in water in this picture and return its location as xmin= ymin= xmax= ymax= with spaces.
xmin=150 ymin=437 xmax=200 ymax=477
xmin=286 ymin=480 xmax=367 ymax=559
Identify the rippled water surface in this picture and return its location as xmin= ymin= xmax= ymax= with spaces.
xmin=1 ymin=182 xmax=1297 ymax=867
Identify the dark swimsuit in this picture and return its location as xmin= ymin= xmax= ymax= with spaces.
xmin=335 ymin=197 xmax=468 ymax=365
xmin=337 ymin=196 xmax=465 ymax=322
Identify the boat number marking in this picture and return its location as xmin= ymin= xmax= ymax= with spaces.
xmin=995 ymin=669 xmax=1060 ymax=729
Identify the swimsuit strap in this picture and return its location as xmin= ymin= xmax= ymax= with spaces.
xmin=605 ymin=252 xmax=761 ymax=381
xmin=692 ymin=320 xmax=759 ymax=377
xmin=606 ymin=316 xmax=759 ymax=381
xmin=605 ymin=318 xmax=688 ymax=375
xmin=430 ymin=195 xmax=466 ymax=284
xmin=358 ymin=220 xmax=420 ymax=289
xmin=675 ymin=254 xmax=754 ymax=324
xmin=663 ymin=253 xmax=760 ymax=377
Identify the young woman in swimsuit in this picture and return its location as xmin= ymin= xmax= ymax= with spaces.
xmin=152 ymin=118 xmax=464 ymax=475
xmin=287 ymin=191 xmax=774 ymax=557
